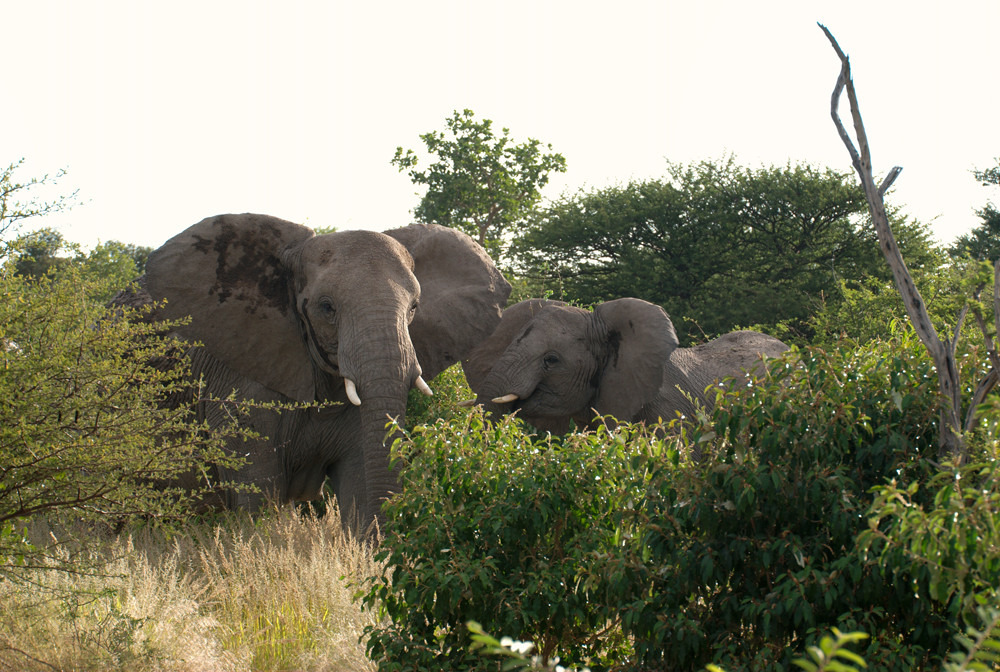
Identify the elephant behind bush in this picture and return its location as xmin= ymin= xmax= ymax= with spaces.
xmin=462 ymin=298 xmax=789 ymax=434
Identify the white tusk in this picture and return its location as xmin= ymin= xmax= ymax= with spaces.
xmin=457 ymin=399 xmax=476 ymax=408
xmin=491 ymin=393 xmax=520 ymax=404
xmin=344 ymin=378 xmax=361 ymax=406
xmin=415 ymin=375 xmax=433 ymax=396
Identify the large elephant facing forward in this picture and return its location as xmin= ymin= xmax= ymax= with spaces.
xmin=120 ymin=214 xmax=510 ymax=536
xmin=462 ymin=298 xmax=788 ymax=433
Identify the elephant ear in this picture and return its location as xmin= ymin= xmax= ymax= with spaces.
xmin=461 ymin=299 xmax=567 ymax=393
xmin=385 ymin=224 xmax=512 ymax=380
xmin=592 ymin=298 xmax=679 ymax=421
xmin=144 ymin=213 xmax=317 ymax=401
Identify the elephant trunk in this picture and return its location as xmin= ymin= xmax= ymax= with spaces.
xmin=340 ymin=314 xmax=419 ymax=537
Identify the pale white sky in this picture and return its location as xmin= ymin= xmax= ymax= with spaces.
xmin=4 ymin=1 xmax=999 ymax=251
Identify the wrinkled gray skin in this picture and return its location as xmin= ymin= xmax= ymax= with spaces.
xmin=463 ymin=298 xmax=788 ymax=433
xmin=118 ymin=214 xmax=510 ymax=537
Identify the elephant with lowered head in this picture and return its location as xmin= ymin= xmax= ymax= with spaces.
xmin=120 ymin=213 xmax=510 ymax=536
xmin=462 ymin=298 xmax=788 ymax=433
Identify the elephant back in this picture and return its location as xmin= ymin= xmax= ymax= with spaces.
xmin=674 ymin=330 xmax=789 ymax=396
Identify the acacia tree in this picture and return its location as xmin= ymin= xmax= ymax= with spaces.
xmin=512 ymin=156 xmax=938 ymax=343
xmin=821 ymin=25 xmax=999 ymax=463
xmin=392 ymin=109 xmax=566 ymax=258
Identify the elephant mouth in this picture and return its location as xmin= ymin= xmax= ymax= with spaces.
xmin=493 ymin=385 xmax=550 ymax=415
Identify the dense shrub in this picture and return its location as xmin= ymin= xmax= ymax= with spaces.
xmin=363 ymin=413 xmax=671 ymax=669
xmin=364 ymin=328 xmax=995 ymax=671
xmin=0 ymin=266 xmax=250 ymax=574
xmin=616 ymin=330 xmax=951 ymax=671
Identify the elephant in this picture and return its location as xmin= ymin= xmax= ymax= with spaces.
xmin=462 ymin=298 xmax=788 ymax=434
xmin=116 ymin=213 xmax=511 ymax=536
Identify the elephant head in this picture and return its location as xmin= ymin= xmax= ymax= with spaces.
xmin=140 ymin=213 xmax=510 ymax=535
xmin=463 ymin=298 xmax=788 ymax=433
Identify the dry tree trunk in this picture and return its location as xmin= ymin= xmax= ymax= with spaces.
xmin=820 ymin=24 xmax=1000 ymax=464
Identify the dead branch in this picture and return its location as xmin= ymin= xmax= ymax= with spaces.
xmin=820 ymin=23 xmax=966 ymax=462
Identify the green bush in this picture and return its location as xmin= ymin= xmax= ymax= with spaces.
xmin=613 ymin=330 xmax=955 ymax=671
xmin=0 ymin=265 xmax=249 ymax=574
xmin=364 ymin=328 xmax=995 ymax=671
xmin=363 ymin=413 xmax=678 ymax=670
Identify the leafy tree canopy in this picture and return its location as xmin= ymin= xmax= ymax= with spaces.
xmin=512 ymin=156 xmax=941 ymax=344
xmin=949 ymin=158 xmax=1000 ymax=262
xmin=392 ymin=109 xmax=567 ymax=259
xmin=5 ymin=227 xmax=152 ymax=302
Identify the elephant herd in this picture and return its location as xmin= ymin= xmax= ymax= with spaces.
xmin=119 ymin=214 xmax=788 ymax=537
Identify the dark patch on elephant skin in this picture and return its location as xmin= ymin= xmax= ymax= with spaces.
xmin=192 ymin=234 xmax=214 ymax=255
xmin=605 ymin=329 xmax=622 ymax=368
xmin=207 ymin=221 xmax=291 ymax=317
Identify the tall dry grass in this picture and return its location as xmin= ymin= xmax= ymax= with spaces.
xmin=0 ymin=504 xmax=380 ymax=671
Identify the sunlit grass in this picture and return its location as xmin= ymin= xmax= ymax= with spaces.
xmin=0 ymin=504 xmax=380 ymax=671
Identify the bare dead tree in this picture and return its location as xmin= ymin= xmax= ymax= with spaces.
xmin=820 ymin=24 xmax=1000 ymax=464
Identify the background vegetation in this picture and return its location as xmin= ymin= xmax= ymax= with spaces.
xmin=1 ymin=123 xmax=998 ymax=669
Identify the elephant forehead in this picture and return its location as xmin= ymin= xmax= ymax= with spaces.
xmin=523 ymin=307 xmax=591 ymax=345
xmin=301 ymin=231 xmax=416 ymax=285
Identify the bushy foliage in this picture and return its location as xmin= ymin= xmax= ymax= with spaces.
xmin=0 ymin=264 xmax=249 ymax=575
xmin=392 ymin=108 xmax=566 ymax=258
xmin=364 ymin=412 xmax=664 ymax=669
xmin=809 ymin=256 xmax=995 ymax=349
xmin=363 ymin=329 xmax=999 ymax=671
xmin=861 ymin=417 xmax=1000 ymax=660
xmin=405 ymin=363 xmax=476 ymax=428
xmin=949 ymin=157 xmax=1000 ymax=263
xmin=618 ymin=330 xmax=952 ymax=671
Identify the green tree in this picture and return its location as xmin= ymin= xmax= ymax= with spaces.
xmin=76 ymin=239 xmax=152 ymax=294
xmin=513 ymin=156 xmax=940 ymax=343
xmin=7 ymin=229 xmax=152 ymax=301
xmin=0 ymin=162 xmax=246 ymax=577
xmin=392 ymin=109 xmax=567 ymax=258
xmin=10 ymin=226 xmax=70 ymax=278
xmin=950 ymin=158 xmax=1000 ymax=262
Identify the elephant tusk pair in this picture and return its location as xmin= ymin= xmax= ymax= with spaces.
xmin=343 ymin=376 xmax=433 ymax=407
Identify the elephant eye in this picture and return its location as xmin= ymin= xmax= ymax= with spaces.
xmin=542 ymin=353 xmax=560 ymax=368
xmin=408 ymin=300 xmax=418 ymax=318
xmin=318 ymin=298 xmax=336 ymax=319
